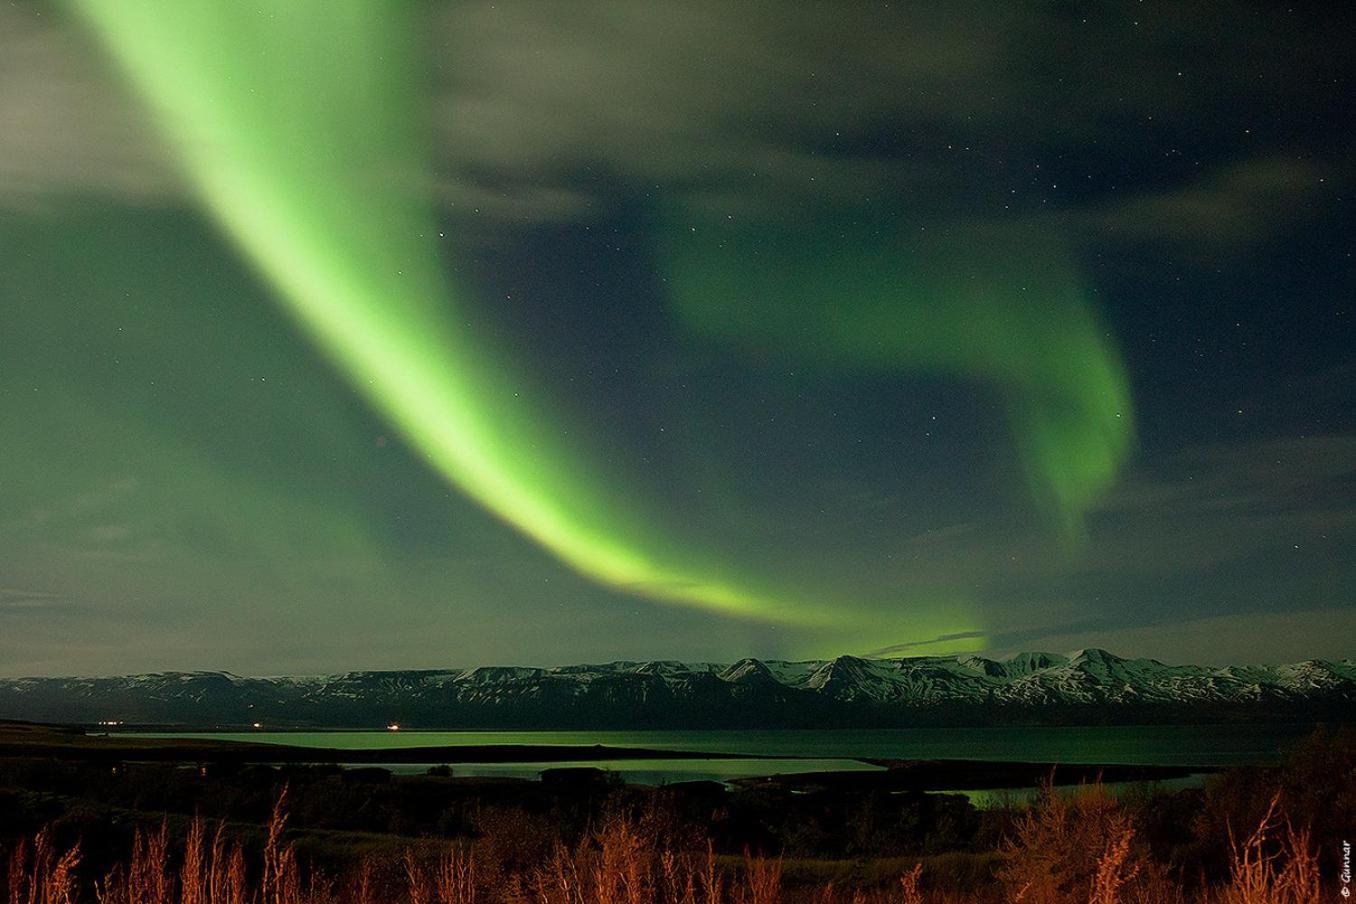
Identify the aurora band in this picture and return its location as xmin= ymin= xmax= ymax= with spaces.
xmin=61 ymin=0 xmax=1131 ymax=647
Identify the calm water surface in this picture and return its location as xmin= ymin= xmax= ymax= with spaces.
xmin=129 ymin=723 xmax=1318 ymax=768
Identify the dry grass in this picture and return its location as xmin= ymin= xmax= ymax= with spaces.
xmin=1088 ymin=820 xmax=1140 ymax=904
xmin=95 ymin=820 xmax=232 ymax=904
xmin=520 ymin=813 xmax=740 ymax=904
xmin=1215 ymin=793 xmax=1320 ymax=904
xmin=0 ymin=787 xmax=1335 ymax=903
xmin=406 ymin=847 xmax=476 ymax=904
xmin=6 ymin=829 xmax=81 ymax=904
xmin=896 ymin=863 xmax=923 ymax=904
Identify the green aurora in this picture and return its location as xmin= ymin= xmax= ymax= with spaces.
xmin=662 ymin=219 xmax=1135 ymax=537
xmin=57 ymin=0 xmax=1135 ymax=650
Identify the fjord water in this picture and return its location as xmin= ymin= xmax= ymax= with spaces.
xmin=135 ymin=722 xmax=1319 ymax=778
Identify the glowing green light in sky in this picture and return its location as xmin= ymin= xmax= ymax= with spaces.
xmin=62 ymin=0 xmax=988 ymax=648
xmin=661 ymin=220 xmax=1135 ymax=536
xmin=63 ymin=0 xmax=1130 ymax=650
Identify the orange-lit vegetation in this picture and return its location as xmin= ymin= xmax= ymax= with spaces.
xmin=1 ymin=781 xmax=1337 ymax=904
xmin=3 ymin=728 xmax=1350 ymax=903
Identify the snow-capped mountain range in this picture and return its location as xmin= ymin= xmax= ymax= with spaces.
xmin=1 ymin=649 xmax=1351 ymax=729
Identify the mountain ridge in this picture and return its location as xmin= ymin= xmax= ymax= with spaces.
xmin=1 ymin=649 xmax=1351 ymax=729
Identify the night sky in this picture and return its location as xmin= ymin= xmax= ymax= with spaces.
xmin=1 ymin=1 xmax=1352 ymax=675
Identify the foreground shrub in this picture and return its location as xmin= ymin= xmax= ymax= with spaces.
xmin=0 ymin=780 xmax=1342 ymax=903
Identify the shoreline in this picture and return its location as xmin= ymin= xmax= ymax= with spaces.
xmin=0 ymin=721 xmax=1213 ymax=789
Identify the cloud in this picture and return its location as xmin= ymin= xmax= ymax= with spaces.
xmin=424 ymin=0 xmax=1352 ymax=229
xmin=996 ymin=607 xmax=1356 ymax=666
xmin=839 ymin=434 xmax=1356 ymax=659
xmin=428 ymin=0 xmax=1009 ymax=223
xmin=957 ymin=434 xmax=1356 ymax=654
xmin=0 ymin=587 xmax=78 ymax=615
xmin=0 ymin=587 xmax=60 ymax=601
xmin=4 ymin=0 xmax=1347 ymax=239
xmin=1079 ymin=156 xmax=1340 ymax=249
xmin=863 ymin=630 xmax=987 ymax=658
xmin=1087 ymin=434 xmax=1356 ymax=571
xmin=0 ymin=4 xmax=177 ymax=211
